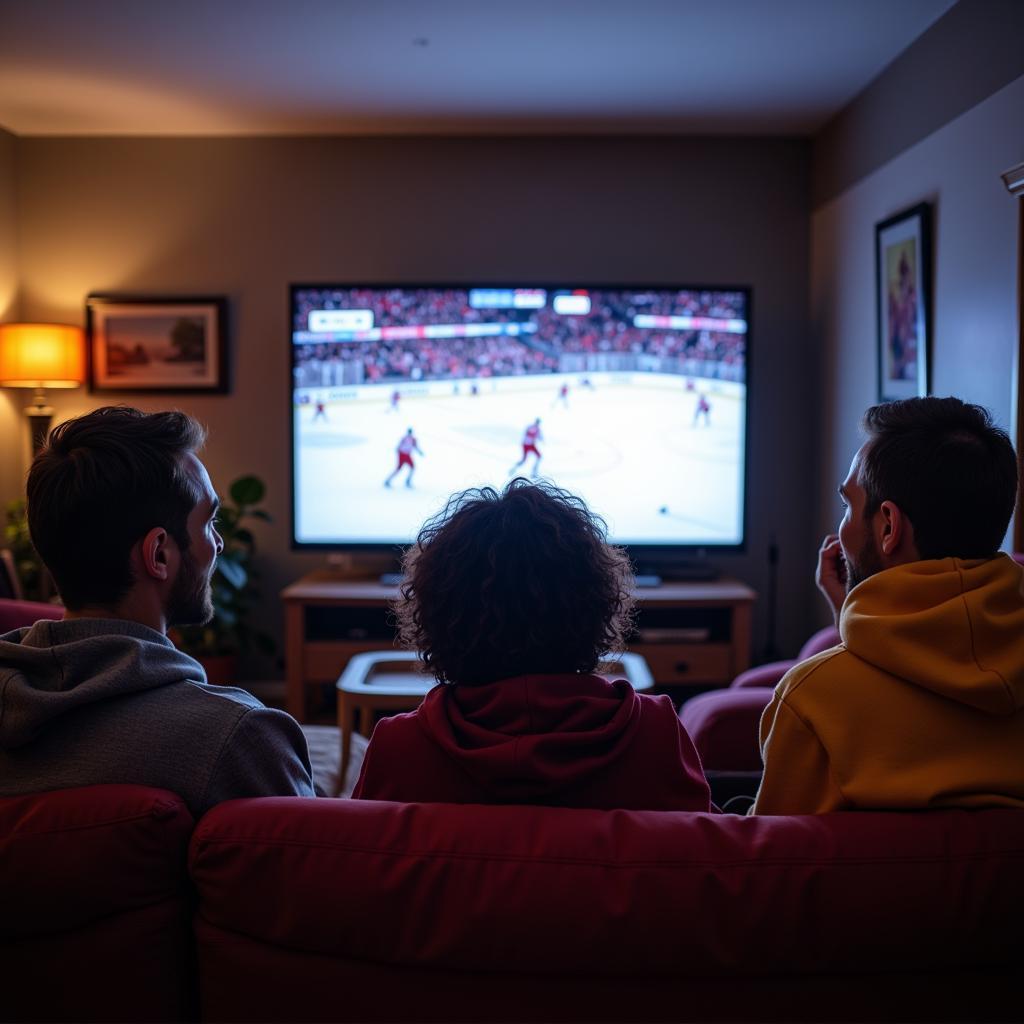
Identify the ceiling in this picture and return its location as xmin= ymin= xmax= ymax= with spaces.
xmin=0 ymin=0 xmax=957 ymax=137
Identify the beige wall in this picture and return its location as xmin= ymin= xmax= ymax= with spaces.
xmin=812 ymin=0 xmax=1024 ymax=206
xmin=0 ymin=127 xmax=24 ymax=504
xmin=810 ymin=73 xmax=1024 ymax=618
xmin=10 ymin=135 xmax=813 ymax=671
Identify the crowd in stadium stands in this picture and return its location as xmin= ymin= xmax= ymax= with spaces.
xmin=293 ymin=289 xmax=746 ymax=387
xmin=294 ymin=336 xmax=558 ymax=387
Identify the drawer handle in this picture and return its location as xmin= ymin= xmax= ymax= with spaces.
xmin=674 ymin=661 xmax=690 ymax=673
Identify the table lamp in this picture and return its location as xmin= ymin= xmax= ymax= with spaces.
xmin=0 ymin=322 xmax=86 ymax=454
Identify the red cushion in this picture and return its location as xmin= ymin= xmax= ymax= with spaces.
xmin=1 ymin=785 xmax=195 ymax=1022
xmin=679 ymin=686 xmax=773 ymax=770
xmin=0 ymin=598 xmax=62 ymax=633
xmin=191 ymin=797 xmax=1024 ymax=1021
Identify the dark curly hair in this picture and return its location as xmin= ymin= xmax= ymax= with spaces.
xmin=395 ymin=478 xmax=636 ymax=685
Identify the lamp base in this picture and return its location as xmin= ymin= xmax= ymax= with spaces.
xmin=27 ymin=404 xmax=53 ymax=456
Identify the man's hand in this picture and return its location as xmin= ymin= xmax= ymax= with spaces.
xmin=816 ymin=534 xmax=847 ymax=624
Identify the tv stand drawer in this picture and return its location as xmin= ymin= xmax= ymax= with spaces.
xmin=630 ymin=644 xmax=733 ymax=685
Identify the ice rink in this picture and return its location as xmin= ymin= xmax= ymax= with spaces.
xmin=294 ymin=372 xmax=745 ymax=546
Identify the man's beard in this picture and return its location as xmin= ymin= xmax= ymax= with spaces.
xmin=167 ymin=548 xmax=214 ymax=627
xmin=845 ymin=534 xmax=886 ymax=592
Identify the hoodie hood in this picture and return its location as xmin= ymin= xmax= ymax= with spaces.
xmin=841 ymin=553 xmax=1024 ymax=716
xmin=418 ymin=673 xmax=641 ymax=801
xmin=0 ymin=617 xmax=205 ymax=749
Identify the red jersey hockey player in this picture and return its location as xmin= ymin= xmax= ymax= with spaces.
xmin=385 ymin=428 xmax=424 ymax=488
xmin=510 ymin=418 xmax=543 ymax=477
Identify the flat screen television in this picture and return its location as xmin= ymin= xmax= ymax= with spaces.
xmin=290 ymin=284 xmax=749 ymax=563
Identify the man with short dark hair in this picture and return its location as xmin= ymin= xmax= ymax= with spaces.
xmin=754 ymin=396 xmax=1024 ymax=814
xmin=0 ymin=407 xmax=315 ymax=818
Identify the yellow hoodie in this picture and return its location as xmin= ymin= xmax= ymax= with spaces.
xmin=753 ymin=554 xmax=1024 ymax=815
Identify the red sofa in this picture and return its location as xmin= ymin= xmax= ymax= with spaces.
xmin=189 ymin=797 xmax=1023 ymax=1022
xmin=0 ymin=785 xmax=196 ymax=1023
xmin=0 ymin=597 xmax=63 ymax=632
xmin=4 ymin=785 xmax=1022 ymax=1022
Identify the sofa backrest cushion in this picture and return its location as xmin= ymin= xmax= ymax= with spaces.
xmin=1 ymin=785 xmax=195 ymax=1022
xmin=191 ymin=797 xmax=1022 ymax=979
xmin=797 ymin=624 xmax=841 ymax=661
xmin=0 ymin=598 xmax=62 ymax=633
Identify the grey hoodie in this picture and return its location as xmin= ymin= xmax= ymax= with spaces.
xmin=0 ymin=617 xmax=315 ymax=818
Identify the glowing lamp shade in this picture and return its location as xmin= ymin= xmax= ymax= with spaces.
xmin=1 ymin=322 xmax=86 ymax=455
xmin=0 ymin=323 xmax=86 ymax=387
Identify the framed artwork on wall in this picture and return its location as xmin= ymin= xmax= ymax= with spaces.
xmin=875 ymin=203 xmax=931 ymax=402
xmin=86 ymin=295 xmax=229 ymax=393
xmin=1000 ymin=161 xmax=1024 ymax=552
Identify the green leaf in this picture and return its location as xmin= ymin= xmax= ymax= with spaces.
xmin=216 ymin=507 xmax=239 ymax=532
xmin=177 ymin=472 xmax=275 ymax=665
xmin=230 ymin=476 xmax=265 ymax=506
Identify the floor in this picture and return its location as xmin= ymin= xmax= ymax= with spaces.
xmin=301 ymin=725 xmax=368 ymax=798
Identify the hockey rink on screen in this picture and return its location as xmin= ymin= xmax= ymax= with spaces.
xmin=294 ymin=373 xmax=745 ymax=546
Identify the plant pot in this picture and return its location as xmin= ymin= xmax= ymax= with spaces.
xmin=197 ymin=654 xmax=239 ymax=687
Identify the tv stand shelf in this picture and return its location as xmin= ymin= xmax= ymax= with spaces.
xmin=282 ymin=571 xmax=756 ymax=722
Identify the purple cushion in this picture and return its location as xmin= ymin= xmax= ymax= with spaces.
xmin=679 ymin=687 xmax=774 ymax=771
xmin=798 ymin=625 xmax=841 ymax=660
xmin=731 ymin=627 xmax=840 ymax=690
xmin=731 ymin=660 xmax=794 ymax=690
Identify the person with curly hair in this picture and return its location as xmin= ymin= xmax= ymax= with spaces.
xmin=351 ymin=479 xmax=711 ymax=810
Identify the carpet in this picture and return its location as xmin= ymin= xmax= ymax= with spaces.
xmin=300 ymin=724 xmax=368 ymax=798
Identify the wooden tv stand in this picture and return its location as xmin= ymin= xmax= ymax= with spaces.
xmin=282 ymin=571 xmax=756 ymax=723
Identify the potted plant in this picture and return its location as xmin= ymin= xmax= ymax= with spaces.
xmin=173 ymin=474 xmax=275 ymax=685
xmin=3 ymin=499 xmax=53 ymax=602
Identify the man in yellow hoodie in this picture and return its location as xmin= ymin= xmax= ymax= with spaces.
xmin=754 ymin=396 xmax=1024 ymax=814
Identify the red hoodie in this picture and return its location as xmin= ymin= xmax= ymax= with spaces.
xmin=352 ymin=673 xmax=711 ymax=811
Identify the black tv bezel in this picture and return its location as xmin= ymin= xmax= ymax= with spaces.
xmin=288 ymin=281 xmax=752 ymax=562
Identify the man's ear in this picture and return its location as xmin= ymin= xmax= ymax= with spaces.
xmin=138 ymin=527 xmax=174 ymax=582
xmin=877 ymin=500 xmax=917 ymax=561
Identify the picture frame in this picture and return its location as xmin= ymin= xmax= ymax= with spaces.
xmin=86 ymin=295 xmax=229 ymax=393
xmin=875 ymin=203 xmax=931 ymax=402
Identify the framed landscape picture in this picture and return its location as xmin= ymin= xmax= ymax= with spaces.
xmin=876 ymin=203 xmax=931 ymax=402
xmin=86 ymin=296 xmax=228 ymax=393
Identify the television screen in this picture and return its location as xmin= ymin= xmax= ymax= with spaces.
xmin=291 ymin=284 xmax=748 ymax=550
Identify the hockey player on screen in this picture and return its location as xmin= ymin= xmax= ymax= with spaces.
xmin=313 ymin=395 xmax=328 ymax=423
xmin=510 ymin=418 xmax=543 ymax=478
xmin=385 ymin=428 xmax=424 ymax=488
xmin=693 ymin=392 xmax=711 ymax=427
xmin=552 ymin=382 xmax=570 ymax=409
xmin=388 ymin=389 xmax=401 ymax=413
